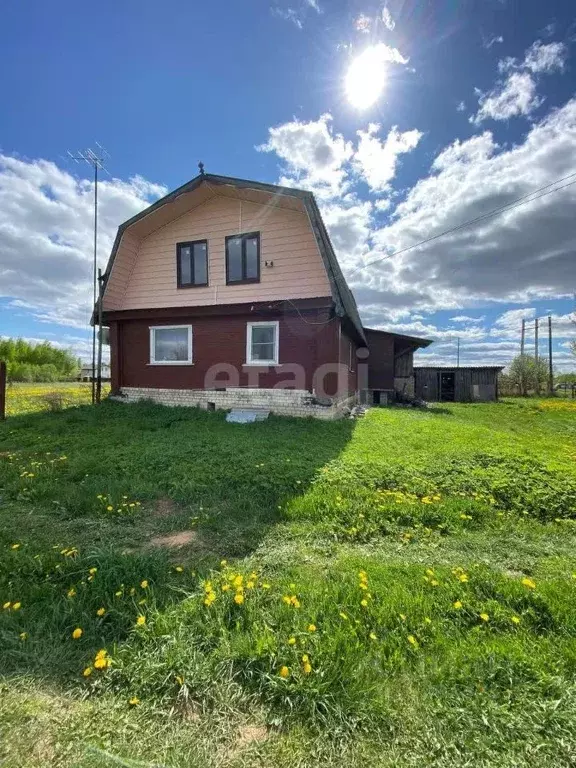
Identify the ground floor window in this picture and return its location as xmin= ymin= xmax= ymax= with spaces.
xmin=149 ymin=325 xmax=193 ymax=365
xmin=246 ymin=321 xmax=279 ymax=365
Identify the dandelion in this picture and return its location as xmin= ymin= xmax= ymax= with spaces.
xmin=287 ymin=637 xmax=296 ymax=646
xmin=67 ymin=588 xmax=76 ymax=598
xmin=11 ymin=544 xmax=21 ymax=550
xmin=140 ymin=580 xmax=149 ymax=589
xmin=12 ymin=602 xmax=21 ymax=611
xmin=234 ymin=593 xmax=245 ymax=605
xmin=136 ymin=615 xmax=146 ymax=626
xmin=279 ymin=666 xmax=290 ymax=679
xmin=233 ymin=575 xmax=243 ymax=588
xmin=339 ymin=612 xmax=349 ymax=621
xmin=307 ymin=624 xmax=317 ymax=632
xmin=220 ymin=560 xmax=228 ymax=568
xmin=453 ymin=600 xmax=463 ymax=610
xmin=19 ymin=632 xmax=27 ymax=641
xmin=369 ymin=632 xmax=377 ymax=641
xmin=83 ymin=667 xmax=93 ymax=677
xmin=221 ymin=584 xmax=230 ymax=592
xmin=175 ymin=566 xmax=184 ymax=573
xmin=303 ymin=661 xmax=312 ymax=675
xmin=290 ymin=596 xmax=301 ymax=608
xmin=115 ymin=590 xmax=122 ymax=597
xmin=246 ymin=581 xmax=255 ymax=589
xmin=72 ymin=627 xmax=83 ymax=639
xmin=3 ymin=602 xmax=11 ymax=610
xmin=204 ymin=592 xmax=216 ymax=606
xmin=458 ymin=574 xmax=469 ymax=583
xmin=95 ymin=649 xmax=107 ymax=660
xmin=424 ymin=617 xmax=432 ymax=624
xmin=94 ymin=657 xmax=109 ymax=670
xmin=89 ymin=567 xmax=97 ymax=575
xmin=360 ymin=599 xmax=368 ymax=608
xmin=262 ymin=583 xmax=271 ymax=589
xmin=407 ymin=635 xmax=418 ymax=647
xmin=511 ymin=616 xmax=521 ymax=625
xmin=106 ymin=506 xmax=113 ymax=512
xmin=129 ymin=696 xmax=140 ymax=706
xmin=479 ymin=613 xmax=490 ymax=622
xmin=96 ymin=607 xmax=106 ymax=617
xmin=521 ymin=577 xmax=536 ymax=590
xmin=430 ymin=579 xmax=439 ymax=587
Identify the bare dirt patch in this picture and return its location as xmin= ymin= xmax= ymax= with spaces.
xmin=154 ymin=497 xmax=178 ymax=518
xmin=149 ymin=530 xmax=197 ymax=549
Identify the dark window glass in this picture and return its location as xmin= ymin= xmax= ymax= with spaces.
xmin=226 ymin=232 xmax=260 ymax=283
xmin=249 ymin=324 xmax=277 ymax=363
xmin=227 ymin=237 xmax=243 ymax=282
xmin=177 ymin=241 xmax=208 ymax=287
xmin=153 ymin=327 xmax=191 ymax=362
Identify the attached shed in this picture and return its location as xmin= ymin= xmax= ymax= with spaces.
xmin=363 ymin=329 xmax=432 ymax=405
xmin=414 ymin=366 xmax=504 ymax=402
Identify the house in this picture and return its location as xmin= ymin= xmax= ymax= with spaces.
xmin=99 ymin=171 xmax=430 ymax=418
xmin=79 ymin=364 xmax=111 ymax=382
xmin=414 ymin=366 xmax=504 ymax=402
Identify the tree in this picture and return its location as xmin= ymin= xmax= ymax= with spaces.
xmin=508 ymin=354 xmax=548 ymax=396
xmin=0 ymin=338 xmax=79 ymax=382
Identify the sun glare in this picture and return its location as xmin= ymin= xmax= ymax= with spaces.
xmin=345 ymin=46 xmax=388 ymax=110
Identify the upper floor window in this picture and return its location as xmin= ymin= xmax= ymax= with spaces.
xmin=177 ymin=240 xmax=208 ymax=288
xmin=226 ymin=232 xmax=260 ymax=284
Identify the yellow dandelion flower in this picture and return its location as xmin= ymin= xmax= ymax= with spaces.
xmin=234 ymin=593 xmax=245 ymax=605
xmin=67 ymin=588 xmax=76 ymax=598
xmin=11 ymin=544 xmax=21 ymax=550
xmin=430 ymin=579 xmax=439 ymax=587
xmin=220 ymin=560 xmax=228 ymax=567
xmin=3 ymin=602 xmax=11 ymax=610
xmin=72 ymin=627 xmax=83 ymax=639
xmin=425 ymin=569 xmax=435 ymax=577
xmin=360 ymin=599 xmax=368 ymax=608
xmin=458 ymin=574 xmax=468 ymax=583
xmin=128 ymin=696 xmax=140 ymax=706
xmin=453 ymin=600 xmax=463 ymax=610
xmin=221 ymin=584 xmax=230 ymax=592
xmin=287 ymin=637 xmax=296 ymax=645
xmin=339 ymin=612 xmax=348 ymax=620
xmin=521 ymin=577 xmax=536 ymax=590
xmin=174 ymin=566 xmax=184 ymax=573
xmin=246 ymin=581 xmax=255 ymax=589
xmin=262 ymin=583 xmax=271 ymax=589
xmin=307 ymin=624 xmax=317 ymax=632
xmin=282 ymin=595 xmax=291 ymax=605
xmin=106 ymin=506 xmax=113 ymax=512
xmin=95 ymin=649 xmax=107 ymax=660
xmin=407 ymin=635 xmax=418 ymax=647
xmin=12 ymin=602 xmax=21 ymax=611
xmin=233 ymin=575 xmax=243 ymax=588
xmin=19 ymin=632 xmax=27 ymax=641
xmin=136 ymin=615 xmax=146 ymax=626
xmin=94 ymin=657 xmax=109 ymax=670
xmin=424 ymin=617 xmax=432 ymax=624
xmin=479 ymin=613 xmax=490 ymax=622
xmin=369 ymin=632 xmax=377 ymax=641
xmin=303 ymin=662 xmax=312 ymax=675
xmin=83 ymin=667 xmax=93 ymax=677
xmin=89 ymin=567 xmax=97 ymax=575
xmin=511 ymin=616 xmax=521 ymax=625
xmin=96 ymin=607 xmax=106 ymax=617
xmin=140 ymin=580 xmax=149 ymax=589
xmin=115 ymin=590 xmax=122 ymax=597
xmin=279 ymin=666 xmax=290 ymax=679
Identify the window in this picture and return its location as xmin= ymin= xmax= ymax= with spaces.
xmin=226 ymin=232 xmax=260 ymax=284
xmin=246 ymin=321 xmax=279 ymax=365
xmin=149 ymin=326 xmax=193 ymax=365
xmin=177 ymin=240 xmax=208 ymax=287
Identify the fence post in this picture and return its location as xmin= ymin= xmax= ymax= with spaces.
xmin=0 ymin=361 xmax=6 ymax=420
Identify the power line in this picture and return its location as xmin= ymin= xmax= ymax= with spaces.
xmin=349 ymin=169 xmax=576 ymax=277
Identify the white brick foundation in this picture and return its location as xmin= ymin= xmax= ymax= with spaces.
xmin=113 ymin=387 xmax=357 ymax=420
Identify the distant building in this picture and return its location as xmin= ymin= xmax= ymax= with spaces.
xmin=78 ymin=364 xmax=111 ymax=382
xmin=414 ymin=366 xmax=504 ymax=402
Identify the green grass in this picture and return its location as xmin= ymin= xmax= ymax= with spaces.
xmin=1 ymin=396 xmax=576 ymax=766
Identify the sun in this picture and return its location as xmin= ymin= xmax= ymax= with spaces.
xmin=345 ymin=46 xmax=388 ymax=109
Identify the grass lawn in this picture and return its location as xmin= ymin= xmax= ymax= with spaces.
xmin=1 ymin=393 xmax=576 ymax=767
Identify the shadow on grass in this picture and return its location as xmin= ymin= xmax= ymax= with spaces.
xmin=0 ymin=399 xmax=354 ymax=684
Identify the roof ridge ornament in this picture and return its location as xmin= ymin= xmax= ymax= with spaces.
xmin=198 ymin=161 xmax=205 ymax=176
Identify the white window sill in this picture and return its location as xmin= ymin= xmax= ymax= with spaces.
xmin=243 ymin=362 xmax=279 ymax=367
xmin=148 ymin=362 xmax=194 ymax=366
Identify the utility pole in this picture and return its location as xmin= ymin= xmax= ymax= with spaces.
xmin=548 ymin=315 xmax=554 ymax=395
xmin=96 ymin=268 xmax=104 ymax=404
xmin=67 ymin=145 xmax=109 ymax=404
xmin=520 ymin=318 xmax=526 ymax=356
xmin=535 ymin=317 xmax=540 ymax=395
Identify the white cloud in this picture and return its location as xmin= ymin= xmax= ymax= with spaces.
xmin=354 ymin=124 xmax=423 ymax=193
xmin=483 ymin=35 xmax=504 ymax=50
xmin=450 ymin=315 xmax=486 ymax=323
xmin=355 ymin=98 xmax=576 ymax=324
xmin=272 ymin=0 xmax=321 ymax=28
xmin=382 ymin=6 xmax=395 ymax=31
xmin=355 ymin=13 xmax=371 ymax=33
xmin=523 ymin=40 xmax=567 ymax=73
xmin=456 ymin=100 xmax=466 ymax=112
xmin=491 ymin=309 xmax=576 ymax=340
xmin=305 ymin=0 xmax=321 ymax=12
xmin=472 ymin=72 xmax=540 ymax=124
xmin=0 ymin=154 xmax=166 ymax=329
xmin=272 ymin=8 xmax=303 ymax=29
xmin=257 ymin=113 xmax=353 ymax=198
xmin=472 ymin=39 xmax=567 ymax=124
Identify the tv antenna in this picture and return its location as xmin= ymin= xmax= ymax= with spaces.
xmin=67 ymin=144 xmax=110 ymax=405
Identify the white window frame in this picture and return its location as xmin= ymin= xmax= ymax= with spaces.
xmin=149 ymin=325 xmax=193 ymax=365
xmin=245 ymin=321 xmax=279 ymax=366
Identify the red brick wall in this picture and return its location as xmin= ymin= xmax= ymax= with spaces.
xmin=111 ymin=306 xmax=345 ymax=396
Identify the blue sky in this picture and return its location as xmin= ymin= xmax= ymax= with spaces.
xmin=1 ymin=0 xmax=575 ymax=368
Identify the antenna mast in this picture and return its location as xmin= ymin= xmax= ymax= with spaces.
xmin=67 ymin=145 xmax=109 ymax=404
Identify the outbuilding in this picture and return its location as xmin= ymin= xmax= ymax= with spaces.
xmin=414 ymin=366 xmax=504 ymax=402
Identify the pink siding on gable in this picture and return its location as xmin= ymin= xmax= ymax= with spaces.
xmin=103 ymin=195 xmax=331 ymax=311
